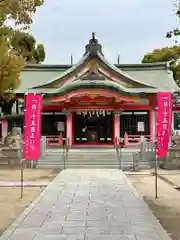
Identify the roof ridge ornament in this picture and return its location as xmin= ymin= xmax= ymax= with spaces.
xmin=84 ymin=32 xmax=104 ymax=57
xmin=92 ymin=32 xmax=95 ymax=40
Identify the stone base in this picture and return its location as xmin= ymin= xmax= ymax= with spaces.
xmin=160 ymin=147 xmax=180 ymax=170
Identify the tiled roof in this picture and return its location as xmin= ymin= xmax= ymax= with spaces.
xmin=15 ymin=34 xmax=179 ymax=94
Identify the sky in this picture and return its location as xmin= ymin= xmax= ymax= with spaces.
xmin=30 ymin=0 xmax=180 ymax=64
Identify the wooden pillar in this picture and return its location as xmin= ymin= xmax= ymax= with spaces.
xmin=149 ymin=96 xmax=157 ymax=141
xmin=66 ymin=112 xmax=73 ymax=146
xmin=150 ymin=109 xmax=156 ymax=140
xmin=114 ymin=114 xmax=120 ymax=143
xmin=1 ymin=119 xmax=8 ymax=141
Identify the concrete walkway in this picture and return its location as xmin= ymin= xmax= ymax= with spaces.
xmin=0 ymin=169 xmax=171 ymax=240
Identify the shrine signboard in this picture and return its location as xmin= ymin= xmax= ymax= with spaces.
xmin=24 ymin=93 xmax=42 ymax=160
xmin=156 ymin=92 xmax=172 ymax=158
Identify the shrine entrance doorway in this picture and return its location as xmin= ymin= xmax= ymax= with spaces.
xmin=73 ymin=112 xmax=114 ymax=144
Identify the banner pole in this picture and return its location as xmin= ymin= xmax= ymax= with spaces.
xmin=155 ymin=156 xmax=158 ymax=199
xmin=20 ymin=159 xmax=24 ymax=199
xmin=21 ymin=93 xmax=26 ymax=199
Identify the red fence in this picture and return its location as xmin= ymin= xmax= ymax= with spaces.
xmin=46 ymin=136 xmax=63 ymax=147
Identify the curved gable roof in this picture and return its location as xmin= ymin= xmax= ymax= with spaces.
xmin=48 ymin=79 xmax=157 ymax=97
xmin=15 ymin=34 xmax=180 ymax=94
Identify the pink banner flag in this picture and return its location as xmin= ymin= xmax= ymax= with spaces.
xmin=156 ymin=92 xmax=172 ymax=158
xmin=24 ymin=93 xmax=42 ymax=160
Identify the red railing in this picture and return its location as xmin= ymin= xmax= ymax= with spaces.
xmin=124 ymin=133 xmax=152 ymax=146
xmin=46 ymin=135 xmax=63 ymax=147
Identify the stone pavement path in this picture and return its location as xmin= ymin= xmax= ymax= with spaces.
xmin=0 ymin=169 xmax=172 ymax=240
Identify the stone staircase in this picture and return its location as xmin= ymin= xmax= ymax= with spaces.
xmin=66 ymin=149 xmax=119 ymax=169
xmin=37 ymin=147 xmax=150 ymax=170
xmin=36 ymin=150 xmax=64 ymax=169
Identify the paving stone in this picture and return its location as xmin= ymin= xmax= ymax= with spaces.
xmin=34 ymin=234 xmax=85 ymax=240
xmin=66 ymin=211 xmax=87 ymax=221
xmin=86 ymin=220 xmax=110 ymax=228
xmin=86 ymin=214 xmax=107 ymax=221
xmin=61 ymin=226 xmax=86 ymax=235
xmin=85 ymin=235 xmax=136 ymax=240
xmin=47 ymin=212 xmax=68 ymax=222
xmin=61 ymin=220 xmax=86 ymax=227
xmin=0 ymin=170 xmax=172 ymax=240
xmin=109 ymin=225 xmax=133 ymax=235
xmin=86 ymin=227 xmax=110 ymax=235
xmin=135 ymin=233 xmax=162 ymax=240
xmin=7 ymin=229 xmax=36 ymax=240
xmin=19 ymin=216 xmax=45 ymax=228
xmin=69 ymin=205 xmax=88 ymax=211
xmin=40 ymin=221 xmax=63 ymax=234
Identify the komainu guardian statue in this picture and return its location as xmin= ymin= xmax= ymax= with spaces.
xmin=162 ymin=131 xmax=180 ymax=169
xmin=0 ymin=127 xmax=23 ymax=165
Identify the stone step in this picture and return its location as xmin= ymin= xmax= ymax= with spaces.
xmin=38 ymin=165 xmax=120 ymax=169
xmin=45 ymin=153 xmax=135 ymax=158
xmin=38 ymin=162 xmax=120 ymax=166
xmin=67 ymin=158 xmax=118 ymax=161
xmin=37 ymin=162 xmax=118 ymax=165
xmin=37 ymin=160 xmax=149 ymax=166
xmin=40 ymin=159 xmax=120 ymax=163
xmin=37 ymin=164 xmax=150 ymax=170
xmin=37 ymin=148 xmax=149 ymax=169
xmin=38 ymin=158 xmax=148 ymax=164
xmin=45 ymin=154 xmax=118 ymax=158
xmin=68 ymin=150 xmax=117 ymax=153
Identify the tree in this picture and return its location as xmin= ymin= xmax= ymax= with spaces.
xmin=142 ymin=46 xmax=180 ymax=84
xmin=11 ymin=31 xmax=45 ymax=63
xmin=0 ymin=35 xmax=24 ymax=114
xmin=0 ymin=0 xmax=44 ymax=29
xmin=166 ymin=1 xmax=180 ymax=42
xmin=0 ymin=0 xmax=45 ymax=114
xmin=142 ymin=1 xmax=180 ymax=85
xmin=0 ymin=30 xmax=45 ymax=114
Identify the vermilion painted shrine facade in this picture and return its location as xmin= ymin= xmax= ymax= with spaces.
xmin=13 ymin=34 xmax=179 ymax=146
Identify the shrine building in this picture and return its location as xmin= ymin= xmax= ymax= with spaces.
xmin=6 ymin=34 xmax=180 ymax=147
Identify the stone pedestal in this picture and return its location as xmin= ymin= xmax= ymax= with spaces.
xmin=40 ymin=136 xmax=46 ymax=159
xmin=0 ymin=127 xmax=23 ymax=167
xmin=161 ymin=135 xmax=180 ymax=170
xmin=162 ymin=147 xmax=180 ymax=170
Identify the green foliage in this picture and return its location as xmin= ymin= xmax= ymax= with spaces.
xmin=170 ymin=62 xmax=180 ymax=82
xmin=142 ymin=1 xmax=180 ymax=86
xmin=142 ymin=46 xmax=180 ymax=63
xmin=0 ymin=0 xmax=45 ymax=113
xmin=166 ymin=1 xmax=180 ymax=41
xmin=0 ymin=35 xmax=24 ymax=97
xmin=142 ymin=46 xmax=180 ymax=84
xmin=0 ymin=0 xmax=44 ymax=29
xmin=10 ymin=31 xmax=45 ymax=63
